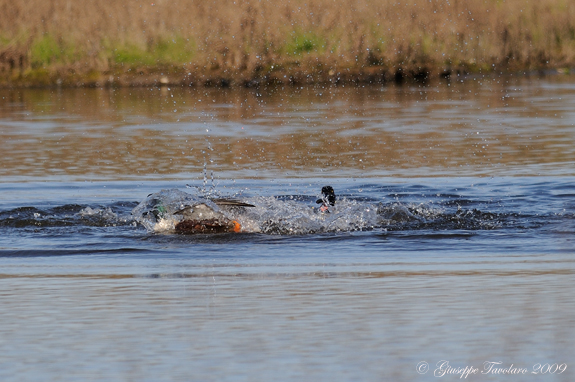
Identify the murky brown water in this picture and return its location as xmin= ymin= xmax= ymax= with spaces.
xmin=2 ymin=76 xmax=575 ymax=181
xmin=1 ymin=77 xmax=574 ymax=381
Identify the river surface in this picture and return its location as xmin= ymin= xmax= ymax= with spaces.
xmin=1 ymin=76 xmax=574 ymax=381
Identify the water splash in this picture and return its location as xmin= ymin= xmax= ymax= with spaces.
xmin=131 ymin=189 xmax=203 ymax=232
xmin=186 ymin=163 xmax=219 ymax=199
xmin=0 ymin=188 xmax=525 ymax=235
xmin=130 ymin=189 xmax=432 ymax=235
xmin=0 ymin=204 xmax=132 ymax=228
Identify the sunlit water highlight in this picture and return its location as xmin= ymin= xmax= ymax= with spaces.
xmin=1 ymin=77 xmax=574 ymax=381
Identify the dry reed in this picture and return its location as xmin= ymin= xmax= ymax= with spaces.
xmin=1 ymin=0 xmax=575 ymax=86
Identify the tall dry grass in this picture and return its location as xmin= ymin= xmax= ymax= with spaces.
xmin=1 ymin=0 xmax=575 ymax=84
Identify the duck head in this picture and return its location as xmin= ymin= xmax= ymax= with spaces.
xmin=316 ymin=186 xmax=336 ymax=212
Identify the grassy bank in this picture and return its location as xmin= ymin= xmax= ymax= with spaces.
xmin=1 ymin=0 xmax=575 ymax=87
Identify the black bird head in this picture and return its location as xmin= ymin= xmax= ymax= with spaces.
xmin=316 ymin=185 xmax=336 ymax=207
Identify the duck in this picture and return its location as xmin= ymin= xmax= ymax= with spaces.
xmin=316 ymin=186 xmax=336 ymax=212
xmin=174 ymin=186 xmax=336 ymax=233
xmin=135 ymin=186 xmax=336 ymax=234
xmin=174 ymin=198 xmax=255 ymax=234
xmin=174 ymin=186 xmax=337 ymax=233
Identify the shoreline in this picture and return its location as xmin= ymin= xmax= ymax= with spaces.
xmin=3 ymin=1 xmax=575 ymax=89
xmin=1 ymin=65 xmax=574 ymax=89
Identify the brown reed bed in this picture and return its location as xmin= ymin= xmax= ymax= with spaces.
xmin=1 ymin=0 xmax=575 ymax=87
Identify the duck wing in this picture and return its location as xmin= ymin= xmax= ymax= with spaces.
xmin=212 ymin=198 xmax=256 ymax=207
